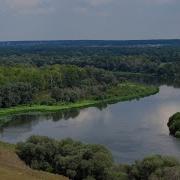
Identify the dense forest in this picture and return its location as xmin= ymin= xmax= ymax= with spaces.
xmin=0 ymin=40 xmax=180 ymax=85
xmin=0 ymin=65 xmax=120 ymax=108
xmin=0 ymin=40 xmax=179 ymax=108
xmin=0 ymin=64 xmax=157 ymax=110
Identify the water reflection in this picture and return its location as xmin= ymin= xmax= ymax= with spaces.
xmin=0 ymin=85 xmax=180 ymax=163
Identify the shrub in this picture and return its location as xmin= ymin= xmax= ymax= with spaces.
xmin=16 ymin=136 xmax=115 ymax=180
xmin=175 ymin=131 xmax=180 ymax=138
xmin=167 ymin=112 xmax=180 ymax=137
xmin=16 ymin=136 xmax=180 ymax=180
xmin=128 ymin=155 xmax=180 ymax=180
xmin=149 ymin=166 xmax=180 ymax=180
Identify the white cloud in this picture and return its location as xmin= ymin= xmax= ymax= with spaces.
xmin=0 ymin=0 xmax=177 ymax=15
xmin=6 ymin=0 xmax=41 ymax=9
xmin=2 ymin=0 xmax=53 ymax=14
xmin=83 ymin=0 xmax=176 ymax=7
xmin=2 ymin=0 xmax=177 ymax=13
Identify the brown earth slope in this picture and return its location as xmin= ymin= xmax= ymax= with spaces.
xmin=0 ymin=142 xmax=68 ymax=180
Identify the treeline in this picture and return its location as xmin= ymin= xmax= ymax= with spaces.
xmin=0 ymin=44 xmax=180 ymax=63
xmin=0 ymin=82 xmax=33 ymax=108
xmin=0 ymin=44 xmax=179 ymax=108
xmin=0 ymin=45 xmax=180 ymax=80
xmin=0 ymin=65 xmax=119 ymax=108
xmin=16 ymin=136 xmax=180 ymax=180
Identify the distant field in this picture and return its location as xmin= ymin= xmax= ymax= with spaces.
xmin=0 ymin=142 xmax=68 ymax=180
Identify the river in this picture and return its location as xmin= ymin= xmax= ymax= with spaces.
xmin=0 ymin=85 xmax=180 ymax=163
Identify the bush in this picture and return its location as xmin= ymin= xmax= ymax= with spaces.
xmin=149 ymin=166 xmax=180 ymax=180
xmin=167 ymin=112 xmax=180 ymax=137
xmin=0 ymin=82 xmax=33 ymax=108
xmin=51 ymin=87 xmax=81 ymax=103
xmin=175 ymin=131 xmax=180 ymax=138
xmin=128 ymin=155 xmax=180 ymax=180
xmin=16 ymin=136 xmax=116 ymax=180
xmin=16 ymin=136 xmax=180 ymax=180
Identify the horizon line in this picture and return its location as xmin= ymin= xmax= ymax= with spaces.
xmin=0 ymin=38 xmax=180 ymax=43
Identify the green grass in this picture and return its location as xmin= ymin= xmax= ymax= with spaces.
xmin=0 ymin=141 xmax=15 ymax=150
xmin=0 ymin=83 xmax=159 ymax=127
xmin=115 ymin=71 xmax=157 ymax=78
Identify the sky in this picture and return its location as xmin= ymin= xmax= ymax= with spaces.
xmin=0 ymin=0 xmax=179 ymax=41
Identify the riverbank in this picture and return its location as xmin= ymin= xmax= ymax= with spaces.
xmin=0 ymin=83 xmax=159 ymax=127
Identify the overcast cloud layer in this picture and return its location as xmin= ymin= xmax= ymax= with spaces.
xmin=0 ymin=0 xmax=179 ymax=40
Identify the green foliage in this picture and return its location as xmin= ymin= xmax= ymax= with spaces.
xmin=167 ymin=112 xmax=180 ymax=137
xmin=16 ymin=136 xmax=180 ymax=180
xmin=16 ymin=136 xmax=117 ymax=180
xmin=0 ymin=65 xmax=118 ymax=108
xmin=0 ymin=82 xmax=158 ymax=122
xmin=105 ymin=83 xmax=158 ymax=100
xmin=0 ymin=82 xmax=33 ymax=108
xmin=149 ymin=166 xmax=180 ymax=180
xmin=0 ymin=43 xmax=180 ymax=82
xmin=128 ymin=155 xmax=180 ymax=180
xmin=175 ymin=131 xmax=180 ymax=138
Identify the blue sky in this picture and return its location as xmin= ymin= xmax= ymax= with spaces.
xmin=0 ymin=0 xmax=179 ymax=40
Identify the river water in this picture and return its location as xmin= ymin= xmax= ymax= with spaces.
xmin=0 ymin=85 xmax=180 ymax=163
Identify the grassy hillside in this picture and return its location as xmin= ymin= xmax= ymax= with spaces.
xmin=0 ymin=142 xmax=68 ymax=180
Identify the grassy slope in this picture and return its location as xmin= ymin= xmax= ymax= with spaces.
xmin=0 ymin=142 xmax=68 ymax=180
xmin=0 ymin=83 xmax=158 ymax=118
